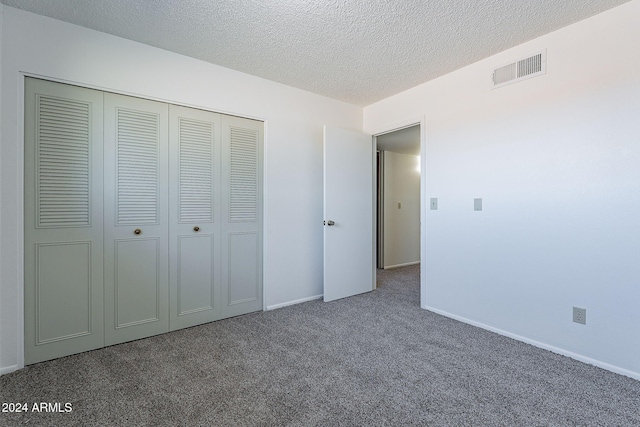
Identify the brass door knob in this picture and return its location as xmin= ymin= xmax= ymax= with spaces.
xmin=193 ymin=226 xmax=200 ymax=232
xmin=134 ymin=228 xmax=142 ymax=235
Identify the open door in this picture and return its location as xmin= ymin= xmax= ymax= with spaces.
xmin=323 ymin=126 xmax=375 ymax=302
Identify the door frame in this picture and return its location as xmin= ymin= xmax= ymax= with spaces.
xmin=376 ymin=150 xmax=385 ymax=269
xmin=12 ymin=71 xmax=267 ymax=370
xmin=369 ymin=115 xmax=427 ymax=308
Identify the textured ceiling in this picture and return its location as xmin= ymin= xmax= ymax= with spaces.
xmin=1 ymin=0 xmax=631 ymax=106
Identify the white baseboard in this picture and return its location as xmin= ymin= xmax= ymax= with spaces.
xmin=424 ymin=305 xmax=640 ymax=381
xmin=383 ymin=261 xmax=420 ymax=269
xmin=266 ymin=294 xmax=323 ymax=311
xmin=0 ymin=364 xmax=20 ymax=376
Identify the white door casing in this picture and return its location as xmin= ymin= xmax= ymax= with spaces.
xmin=323 ymin=126 xmax=375 ymax=302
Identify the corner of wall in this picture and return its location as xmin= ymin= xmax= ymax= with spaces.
xmin=0 ymin=5 xmax=365 ymax=373
xmin=362 ymin=0 xmax=640 ymax=376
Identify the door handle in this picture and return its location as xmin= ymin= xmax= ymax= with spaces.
xmin=134 ymin=228 xmax=142 ymax=235
xmin=326 ymin=220 xmax=335 ymax=226
xmin=193 ymin=226 xmax=200 ymax=232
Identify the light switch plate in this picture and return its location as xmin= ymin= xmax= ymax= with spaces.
xmin=430 ymin=198 xmax=438 ymax=210
xmin=474 ymin=198 xmax=482 ymax=211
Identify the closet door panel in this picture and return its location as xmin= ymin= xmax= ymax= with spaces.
xmin=24 ymin=78 xmax=104 ymax=364
xmin=169 ymin=105 xmax=221 ymax=330
xmin=221 ymin=115 xmax=263 ymax=318
xmin=114 ymin=238 xmax=161 ymax=327
xmin=177 ymin=235 xmax=215 ymax=314
xmin=228 ymin=232 xmax=259 ymax=305
xmin=104 ymin=93 xmax=169 ymax=346
xmin=25 ymin=79 xmax=265 ymax=364
xmin=35 ymin=242 xmax=92 ymax=342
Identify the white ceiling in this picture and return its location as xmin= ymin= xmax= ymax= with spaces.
xmin=1 ymin=0 xmax=630 ymax=106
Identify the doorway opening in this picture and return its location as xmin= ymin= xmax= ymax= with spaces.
xmin=375 ymin=125 xmax=421 ymax=270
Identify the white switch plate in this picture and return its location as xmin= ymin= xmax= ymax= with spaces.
xmin=430 ymin=198 xmax=438 ymax=210
xmin=474 ymin=198 xmax=482 ymax=211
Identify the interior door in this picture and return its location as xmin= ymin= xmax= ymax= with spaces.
xmin=24 ymin=78 xmax=105 ymax=364
xmin=323 ymin=126 xmax=375 ymax=302
xmin=220 ymin=115 xmax=264 ymax=318
xmin=103 ymin=93 xmax=169 ymax=345
xmin=169 ymin=105 xmax=222 ymax=330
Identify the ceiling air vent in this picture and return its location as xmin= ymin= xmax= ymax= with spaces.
xmin=492 ymin=50 xmax=546 ymax=89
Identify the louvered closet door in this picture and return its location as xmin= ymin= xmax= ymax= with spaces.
xmin=169 ymin=105 xmax=222 ymax=330
xmin=24 ymin=78 xmax=104 ymax=364
xmin=220 ymin=115 xmax=263 ymax=318
xmin=103 ymin=93 xmax=169 ymax=346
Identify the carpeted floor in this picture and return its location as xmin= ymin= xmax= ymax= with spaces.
xmin=1 ymin=264 xmax=639 ymax=426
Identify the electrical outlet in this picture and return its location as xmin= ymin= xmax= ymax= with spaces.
xmin=573 ymin=307 xmax=586 ymax=325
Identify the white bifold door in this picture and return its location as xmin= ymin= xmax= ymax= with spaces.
xmin=24 ymin=78 xmax=263 ymax=364
xmin=103 ymin=93 xmax=170 ymax=345
xmin=168 ymin=107 xmax=263 ymax=329
xmin=24 ymin=79 xmax=105 ymax=363
xmin=168 ymin=105 xmax=222 ymax=330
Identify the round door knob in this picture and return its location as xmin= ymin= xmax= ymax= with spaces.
xmin=327 ymin=220 xmax=335 ymax=226
xmin=193 ymin=226 xmax=200 ymax=232
xmin=134 ymin=228 xmax=142 ymax=235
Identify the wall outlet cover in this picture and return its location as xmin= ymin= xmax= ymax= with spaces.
xmin=573 ymin=307 xmax=586 ymax=325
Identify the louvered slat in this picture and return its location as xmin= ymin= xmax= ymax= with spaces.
xmin=517 ymin=53 xmax=543 ymax=78
xmin=493 ymin=62 xmax=517 ymax=86
xmin=179 ymin=118 xmax=214 ymax=223
xmin=493 ymin=51 xmax=546 ymax=89
xmin=116 ymin=108 xmax=159 ymax=224
xmin=37 ymin=96 xmax=91 ymax=227
xmin=229 ymin=126 xmax=258 ymax=222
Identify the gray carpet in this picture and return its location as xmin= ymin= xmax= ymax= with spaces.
xmin=1 ymin=264 xmax=639 ymax=426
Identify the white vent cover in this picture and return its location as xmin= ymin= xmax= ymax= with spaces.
xmin=492 ymin=50 xmax=546 ymax=89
